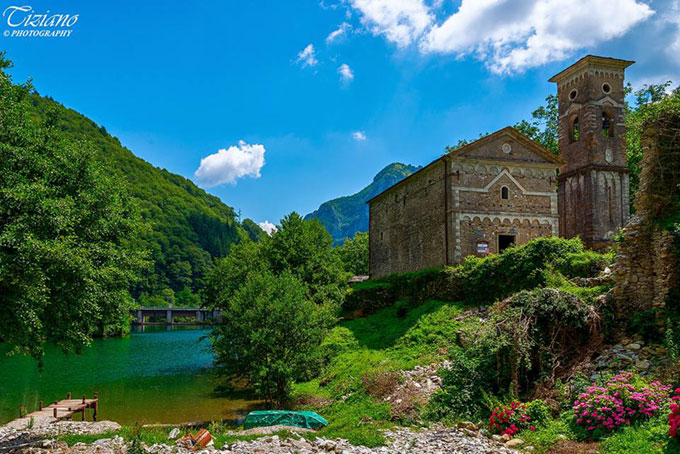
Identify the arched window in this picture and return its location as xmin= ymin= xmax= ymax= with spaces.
xmin=570 ymin=117 xmax=580 ymax=143
xmin=602 ymin=112 xmax=613 ymax=138
xmin=501 ymin=186 xmax=509 ymax=200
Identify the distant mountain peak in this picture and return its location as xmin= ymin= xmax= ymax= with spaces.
xmin=305 ymin=162 xmax=421 ymax=243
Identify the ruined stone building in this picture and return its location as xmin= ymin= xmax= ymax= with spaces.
xmin=368 ymin=56 xmax=633 ymax=277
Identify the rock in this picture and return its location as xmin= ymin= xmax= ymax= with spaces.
xmin=500 ymin=434 xmax=512 ymax=442
xmin=505 ymin=438 xmax=524 ymax=447
xmin=456 ymin=421 xmax=479 ymax=431
xmin=525 ymin=446 xmax=535 ymax=451
xmin=635 ymin=359 xmax=650 ymax=369
xmin=628 ymin=343 xmax=642 ymax=350
xmin=168 ymin=428 xmax=181 ymax=440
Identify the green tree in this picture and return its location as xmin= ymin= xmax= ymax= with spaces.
xmin=513 ymin=94 xmax=559 ymax=155
xmin=203 ymin=238 xmax=266 ymax=307
xmin=0 ymin=53 xmax=145 ymax=359
xmin=263 ymin=212 xmax=348 ymax=305
xmin=625 ymin=81 xmax=680 ymax=201
xmin=176 ymin=286 xmax=201 ymax=308
xmin=210 ymin=271 xmax=333 ymax=404
xmin=335 ymin=231 xmax=369 ymax=275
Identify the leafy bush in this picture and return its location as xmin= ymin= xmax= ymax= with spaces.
xmin=376 ymin=267 xmax=453 ymax=304
xmin=553 ymin=250 xmax=614 ymax=279
xmin=319 ymin=327 xmax=360 ymax=366
xmin=426 ymin=350 xmax=494 ymax=421
xmin=457 ymin=237 xmax=585 ymax=305
xmin=573 ymin=372 xmax=671 ymax=438
xmin=348 ymin=237 xmax=607 ymax=313
xmin=210 ymin=271 xmax=334 ymax=405
xmin=342 ymin=282 xmax=394 ymax=316
xmin=487 ymin=288 xmax=598 ymax=397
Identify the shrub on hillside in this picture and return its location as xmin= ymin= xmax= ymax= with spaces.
xmin=425 ymin=350 xmax=495 ymax=421
xmin=488 ymin=288 xmax=600 ymax=397
xmin=342 ymin=282 xmax=395 ymax=316
xmin=553 ymin=250 xmax=614 ymax=279
xmin=376 ymin=267 xmax=454 ymax=303
xmin=572 ymin=372 xmax=671 ymax=439
xmin=347 ymin=237 xmax=605 ymax=313
xmin=457 ymin=237 xmax=585 ymax=305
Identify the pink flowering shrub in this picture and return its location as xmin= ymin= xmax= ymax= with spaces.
xmin=488 ymin=401 xmax=541 ymax=438
xmin=670 ymin=388 xmax=680 ymax=438
xmin=573 ymin=372 xmax=671 ymax=437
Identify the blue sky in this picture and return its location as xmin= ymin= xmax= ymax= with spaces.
xmin=2 ymin=0 xmax=679 ymax=230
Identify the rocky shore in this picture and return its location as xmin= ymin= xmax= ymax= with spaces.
xmin=0 ymin=420 xmax=523 ymax=454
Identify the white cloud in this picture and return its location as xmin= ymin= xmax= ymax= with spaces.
xmin=349 ymin=0 xmax=654 ymax=74
xmin=352 ymin=130 xmax=367 ymax=141
xmin=194 ymin=141 xmax=266 ymax=187
xmin=350 ymin=0 xmax=433 ymax=47
xmin=296 ymin=44 xmax=318 ymax=67
xmin=327 ymin=22 xmax=351 ymax=43
xmin=258 ymin=221 xmax=277 ymax=236
xmin=338 ymin=63 xmax=355 ymax=81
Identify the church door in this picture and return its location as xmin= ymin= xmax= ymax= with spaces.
xmin=498 ymin=234 xmax=516 ymax=254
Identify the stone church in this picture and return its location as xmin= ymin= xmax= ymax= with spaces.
xmin=368 ymin=55 xmax=633 ymax=277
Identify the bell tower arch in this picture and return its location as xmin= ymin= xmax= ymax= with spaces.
xmin=550 ymin=55 xmax=633 ymax=249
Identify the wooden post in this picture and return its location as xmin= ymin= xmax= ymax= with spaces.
xmin=19 ymin=407 xmax=24 ymax=418
xmin=67 ymin=392 xmax=72 ymax=400
xmin=82 ymin=394 xmax=86 ymax=404
xmin=53 ymin=408 xmax=58 ymax=418
xmin=39 ymin=401 xmax=43 ymax=410
xmin=93 ymin=393 xmax=98 ymax=421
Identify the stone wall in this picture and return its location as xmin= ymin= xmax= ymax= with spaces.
xmin=612 ymin=127 xmax=679 ymax=322
xmin=611 ymin=217 xmax=676 ymax=318
xmin=369 ymin=161 xmax=448 ymax=277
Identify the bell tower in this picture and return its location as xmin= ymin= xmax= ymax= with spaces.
xmin=550 ymin=55 xmax=633 ymax=249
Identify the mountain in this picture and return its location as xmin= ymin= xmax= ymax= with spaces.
xmin=28 ymin=94 xmax=263 ymax=297
xmin=305 ymin=163 xmax=421 ymax=243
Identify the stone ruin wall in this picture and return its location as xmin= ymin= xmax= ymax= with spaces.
xmin=611 ymin=128 xmax=679 ymax=321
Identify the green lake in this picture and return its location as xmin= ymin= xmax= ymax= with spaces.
xmin=0 ymin=326 xmax=260 ymax=425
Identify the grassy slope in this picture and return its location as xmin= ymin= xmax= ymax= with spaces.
xmin=293 ymin=300 xmax=468 ymax=446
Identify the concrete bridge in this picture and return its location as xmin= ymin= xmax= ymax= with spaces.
xmin=131 ymin=307 xmax=222 ymax=325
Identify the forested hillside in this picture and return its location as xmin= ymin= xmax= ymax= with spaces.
xmin=27 ymin=94 xmax=263 ymax=301
xmin=305 ymin=163 xmax=420 ymax=243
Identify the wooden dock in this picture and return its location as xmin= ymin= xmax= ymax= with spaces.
xmin=19 ymin=393 xmax=99 ymax=422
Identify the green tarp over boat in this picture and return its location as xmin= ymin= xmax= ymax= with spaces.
xmin=243 ymin=410 xmax=328 ymax=430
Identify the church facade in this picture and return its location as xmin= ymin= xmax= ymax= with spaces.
xmin=368 ymin=55 xmax=633 ymax=278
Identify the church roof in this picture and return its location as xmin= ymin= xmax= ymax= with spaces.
xmin=367 ymin=126 xmax=562 ymax=204
xmin=443 ymin=126 xmax=563 ymax=165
